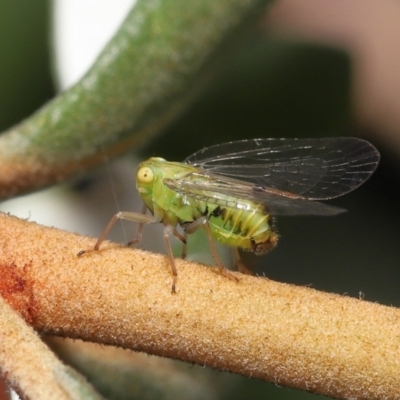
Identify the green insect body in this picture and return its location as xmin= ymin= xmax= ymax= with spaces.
xmin=136 ymin=157 xmax=278 ymax=254
xmin=78 ymin=137 xmax=380 ymax=293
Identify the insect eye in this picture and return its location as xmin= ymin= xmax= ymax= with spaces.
xmin=137 ymin=167 xmax=154 ymax=183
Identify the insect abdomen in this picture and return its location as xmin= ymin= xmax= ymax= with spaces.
xmin=206 ymin=202 xmax=278 ymax=254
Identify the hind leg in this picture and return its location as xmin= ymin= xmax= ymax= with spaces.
xmin=232 ymin=248 xmax=253 ymax=275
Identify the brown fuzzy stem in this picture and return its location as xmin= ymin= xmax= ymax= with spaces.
xmin=1 ymin=212 xmax=399 ymax=399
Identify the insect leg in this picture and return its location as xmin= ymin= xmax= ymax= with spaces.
xmin=181 ymin=232 xmax=188 ymax=260
xmin=232 ymin=248 xmax=253 ymax=275
xmin=163 ymin=225 xmax=180 ymax=293
xmin=184 ymin=217 xmax=239 ymax=283
xmin=127 ymin=203 xmax=148 ymax=246
xmin=77 ymin=210 xmax=158 ymax=256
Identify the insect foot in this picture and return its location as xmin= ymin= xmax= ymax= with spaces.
xmin=77 ymin=249 xmax=93 ymax=257
xmin=216 ymin=265 xmax=240 ymax=283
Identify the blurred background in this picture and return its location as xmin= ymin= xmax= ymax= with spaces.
xmin=0 ymin=1 xmax=399 ymax=399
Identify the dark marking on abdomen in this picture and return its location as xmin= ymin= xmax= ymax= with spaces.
xmin=210 ymin=206 xmax=222 ymax=218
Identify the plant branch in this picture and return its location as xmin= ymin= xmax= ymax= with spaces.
xmin=0 ymin=0 xmax=271 ymax=200
xmin=0 ymin=294 xmax=103 ymax=399
xmin=1 ymin=212 xmax=399 ymax=399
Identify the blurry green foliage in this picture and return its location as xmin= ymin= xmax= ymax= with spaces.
xmin=0 ymin=0 xmax=54 ymax=132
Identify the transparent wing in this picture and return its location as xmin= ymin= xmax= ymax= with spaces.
xmin=164 ymin=174 xmax=346 ymax=216
xmin=184 ymin=137 xmax=380 ymax=200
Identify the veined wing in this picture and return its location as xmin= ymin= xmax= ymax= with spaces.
xmin=184 ymin=137 xmax=380 ymax=200
xmin=164 ymin=174 xmax=346 ymax=216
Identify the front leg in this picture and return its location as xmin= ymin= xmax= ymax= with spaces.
xmin=183 ymin=217 xmax=239 ymax=283
xmin=127 ymin=203 xmax=150 ymax=247
xmin=77 ymin=209 xmax=158 ymax=256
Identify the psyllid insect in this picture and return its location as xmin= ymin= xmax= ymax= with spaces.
xmin=78 ymin=137 xmax=380 ymax=292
